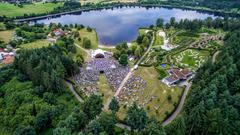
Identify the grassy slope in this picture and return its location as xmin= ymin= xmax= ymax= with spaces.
xmin=75 ymin=28 xmax=98 ymax=50
xmin=98 ymin=75 xmax=114 ymax=105
xmin=117 ymin=67 xmax=182 ymax=121
xmin=20 ymin=39 xmax=51 ymax=49
xmin=0 ymin=2 xmax=63 ymax=17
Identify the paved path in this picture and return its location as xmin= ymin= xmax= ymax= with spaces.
xmin=212 ymin=51 xmax=220 ymax=64
xmin=114 ymin=31 xmax=155 ymax=97
xmin=65 ymin=81 xmax=84 ymax=103
xmin=104 ymin=31 xmax=155 ymax=110
xmin=162 ymin=82 xmax=192 ymax=126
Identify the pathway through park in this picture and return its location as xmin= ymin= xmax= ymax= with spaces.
xmin=104 ymin=31 xmax=155 ymax=110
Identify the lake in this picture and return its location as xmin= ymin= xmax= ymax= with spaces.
xmin=36 ymin=6 xmax=217 ymax=46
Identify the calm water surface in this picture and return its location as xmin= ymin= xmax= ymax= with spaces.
xmin=36 ymin=7 xmax=217 ymax=46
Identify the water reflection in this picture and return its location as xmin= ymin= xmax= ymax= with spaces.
xmin=37 ymin=7 xmax=217 ymax=46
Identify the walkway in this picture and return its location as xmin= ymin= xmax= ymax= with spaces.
xmin=114 ymin=31 xmax=155 ymax=97
xmin=212 ymin=51 xmax=220 ymax=64
xmin=104 ymin=31 xmax=155 ymax=110
xmin=162 ymin=82 xmax=192 ymax=126
xmin=65 ymin=81 xmax=84 ymax=103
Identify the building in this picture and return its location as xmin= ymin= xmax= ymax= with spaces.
xmin=91 ymin=49 xmax=106 ymax=58
xmin=0 ymin=53 xmax=3 ymax=61
xmin=53 ymin=29 xmax=65 ymax=37
xmin=162 ymin=68 xmax=193 ymax=86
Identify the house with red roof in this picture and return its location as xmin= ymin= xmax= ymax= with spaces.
xmin=162 ymin=68 xmax=193 ymax=86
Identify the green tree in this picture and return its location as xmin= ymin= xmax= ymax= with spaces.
xmin=156 ymin=18 xmax=164 ymax=27
xmin=144 ymin=120 xmax=166 ymax=135
xmin=98 ymin=112 xmax=117 ymax=134
xmin=14 ymin=126 xmax=36 ymax=135
xmin=109 ymin=97 xmax=120 ymax=114
xmin=142 ymin=36 xmax=150 ymax=47
xmin=76 ymin=54 xmax=84 ymax=66
xmin=83 ymin=37 xmax=91 ymax=49
xmin=126 ymin=103 xmax=148 ymax=131
xmin=86 ymin=119 xmax=103 ymax=135
xmin=119 ymin=54 xmax=128 ymax=66
xmin=53 ymin=127 xmax=71 ymax=135
xmin=82 ymin=95 xmax=103 ymax=119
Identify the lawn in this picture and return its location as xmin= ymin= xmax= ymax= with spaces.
xmin=0 ymin=30 xmax=14 ymax=43
xmin=172 ymin=49 xmax=210 ymax=70
xmin=97 ymin=75 xmax=114 ymax=105
xmin=0 ymin=23 xmax=5 ymax=30
xmin=117 ymin=66 xmax=183 ymax=121
xmin=0 ymin=2 xmax=63 ymax=17
xmin=75 ymin=28 xmax=98 ymax=49
xmin=154 ymin=32 xmax=164 ymax=46
xmin=20 ymin=39 xmax=51 ymax=49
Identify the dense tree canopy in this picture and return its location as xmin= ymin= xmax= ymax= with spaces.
xmin=166 ymin=30 xmax=240 ymax=135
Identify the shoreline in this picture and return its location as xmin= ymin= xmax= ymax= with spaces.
xmin=12 ymin=3 xmax=240 ymax=22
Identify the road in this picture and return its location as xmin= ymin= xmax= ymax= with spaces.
xmin=65 ymin=81 xmax=84 ymax=103
xmin=212 ymin=51 xmax=220 ymax=64
xmin=162 ymin=82 xmax=192 ymax=126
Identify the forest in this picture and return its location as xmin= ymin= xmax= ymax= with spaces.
xmin=165 ymin=26 xmax=240 ymax=135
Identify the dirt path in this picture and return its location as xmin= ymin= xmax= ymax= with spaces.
xmin=162 ymin=82 xmax=192 ymax=126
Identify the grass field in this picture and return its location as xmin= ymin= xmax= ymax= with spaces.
xmin=75 ymin=28 xmax=98 ymax=49
xmin=20 ymin=39 xmax=51 ymax=49
xmin=154 ymin=32 xmax=164 ymax=46
xmin=0 ymin=2 xmax=63 ymax=17
xmin=117 ymin=66 xmax=182 ymax=121
xmin=98 ymin=75 xmax=114 ymax=105
xmin=0 ymin=30 xmax=13 ymax=43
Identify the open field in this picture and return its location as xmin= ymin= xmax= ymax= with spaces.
xmin=75 ymin=28 xmax=98 ymax=49
xmin=98 ymin=75 xmax=114 ymax=105
xmin=172 ymin=49 xmax=210 ymax=70
xmin=80 ymin=0 xmax=136 ymax=4
xmin=20 ymin=39 xmax=51 ymax=49
xmin=0 ymin=2 xmax=63 ymax=17
xmin=0 ymin=30 xmax=13 ymax=43
xmin=117 ymin=66 xmax=182 ymax=121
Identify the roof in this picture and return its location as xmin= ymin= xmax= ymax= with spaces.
xmin=91 ymin=49 xmax=106 ymax=58
xmin=53 ymin=29 xmax=65 ymax=36
xmin=3 ymin=55 xmax=14 ymax=64
xmin=181 ymin=69 xmax=192 ymax=76
xmin=171 ymin=69 xmax=185 ymax=79
xmin=165 ymin=75 xmax=179 ymax=83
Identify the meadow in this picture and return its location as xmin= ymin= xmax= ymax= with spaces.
xmin=0 ymin=2 xmax=63 ymax=17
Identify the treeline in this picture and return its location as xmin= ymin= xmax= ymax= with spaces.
xmin=138 ymin=0 xmax=240 ymax=16
xmin=157 ymin=17 xmax=240 ymax=31
xmin=165 ymin=29 xmax=240 ymax=134
xmin=11 ymin=23 xmax=47 ymax=46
